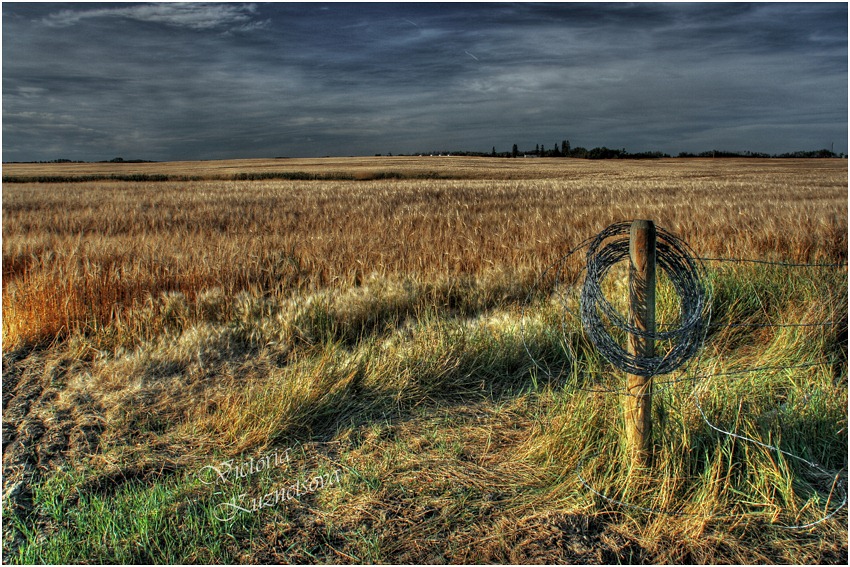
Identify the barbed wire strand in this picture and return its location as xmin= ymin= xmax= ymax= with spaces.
xmin=520 ymin=234 xmax=593 ymax=383
xmin=690 ymin=386 xmax=848 ymax=530
xmin=697 ymin=257 xmax=848 ymax=268
xmin=556 ymin=359 xmax=836 ymax=397
xmin=575 ymin=446 xmax=847 ymax=530
xmin=711 ymin=321 xmax=839 ymax=329
xmin=570 ymin=347 xmax=847 ymax=530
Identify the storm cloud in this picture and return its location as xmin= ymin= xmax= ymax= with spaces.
xmin=3 ymin=2 xmax=847 ymax=161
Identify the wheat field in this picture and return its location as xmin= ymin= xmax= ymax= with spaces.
xmin=3 ymin=157 xmax=845 ymax=348
xmin=2 ymin=157 xmax=847 ymax=563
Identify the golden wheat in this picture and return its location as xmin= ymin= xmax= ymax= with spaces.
xmin=3 ymin=157 xmax=846 ymax=348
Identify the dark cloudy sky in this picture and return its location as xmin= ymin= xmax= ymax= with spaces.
xmin=2 ymin=2 xmax=847 ymax=162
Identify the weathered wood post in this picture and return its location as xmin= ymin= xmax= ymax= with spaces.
xmin=626 ymin=220 xmax=656 ymax=467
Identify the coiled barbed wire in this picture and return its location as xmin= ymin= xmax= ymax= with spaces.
xmin=579 ymin=221 xmax=710 ymax=377
xmin=519 ymin=220 xmax=847 ymax=529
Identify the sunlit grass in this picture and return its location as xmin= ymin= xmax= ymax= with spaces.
xmin=2 ymin=157 xmax=846 ymax=563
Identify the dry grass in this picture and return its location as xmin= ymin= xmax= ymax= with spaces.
xmin=2 ymin=157 xmax=847 ymax=564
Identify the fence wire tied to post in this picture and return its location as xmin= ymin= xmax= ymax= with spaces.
xmin=579 ymin=221 xmax=710 ymax=377
xmin=519 ymin=220 xmax=847 ymax=530
xmin=519 ymin=224 xmax=713 ymax=395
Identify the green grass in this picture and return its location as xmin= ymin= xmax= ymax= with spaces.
xmin=2 ymin=264 xmax=847 ymax=563
xmin=7 ymin=469 xmax=247 ymax=564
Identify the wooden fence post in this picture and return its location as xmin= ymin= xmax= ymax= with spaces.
xmin=626 ymin=220 xmax=656 ymax=467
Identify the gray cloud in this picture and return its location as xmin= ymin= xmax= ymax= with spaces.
xmin=42 ymin=3 xmax=265 ymax=31
xmin=3 ymin=2 xmax=847 ymax=161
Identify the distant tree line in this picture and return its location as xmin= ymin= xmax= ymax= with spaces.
xmin=677 ymin=148 xmax=844 ymax=159
xmin=100 ymin=157 xmax=157 ymax=163
xmin=407 ymin=140 xmax=845 ymax=160
xmin=408 ymin=141 xmax=670 ymax=159
xmin=6 ymin=147 xmax=845 ymax=165
xmin=4 ymin=158 xmax=88 ymax=164
xmin=5 ymin=157 xmax=158 ymax=164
